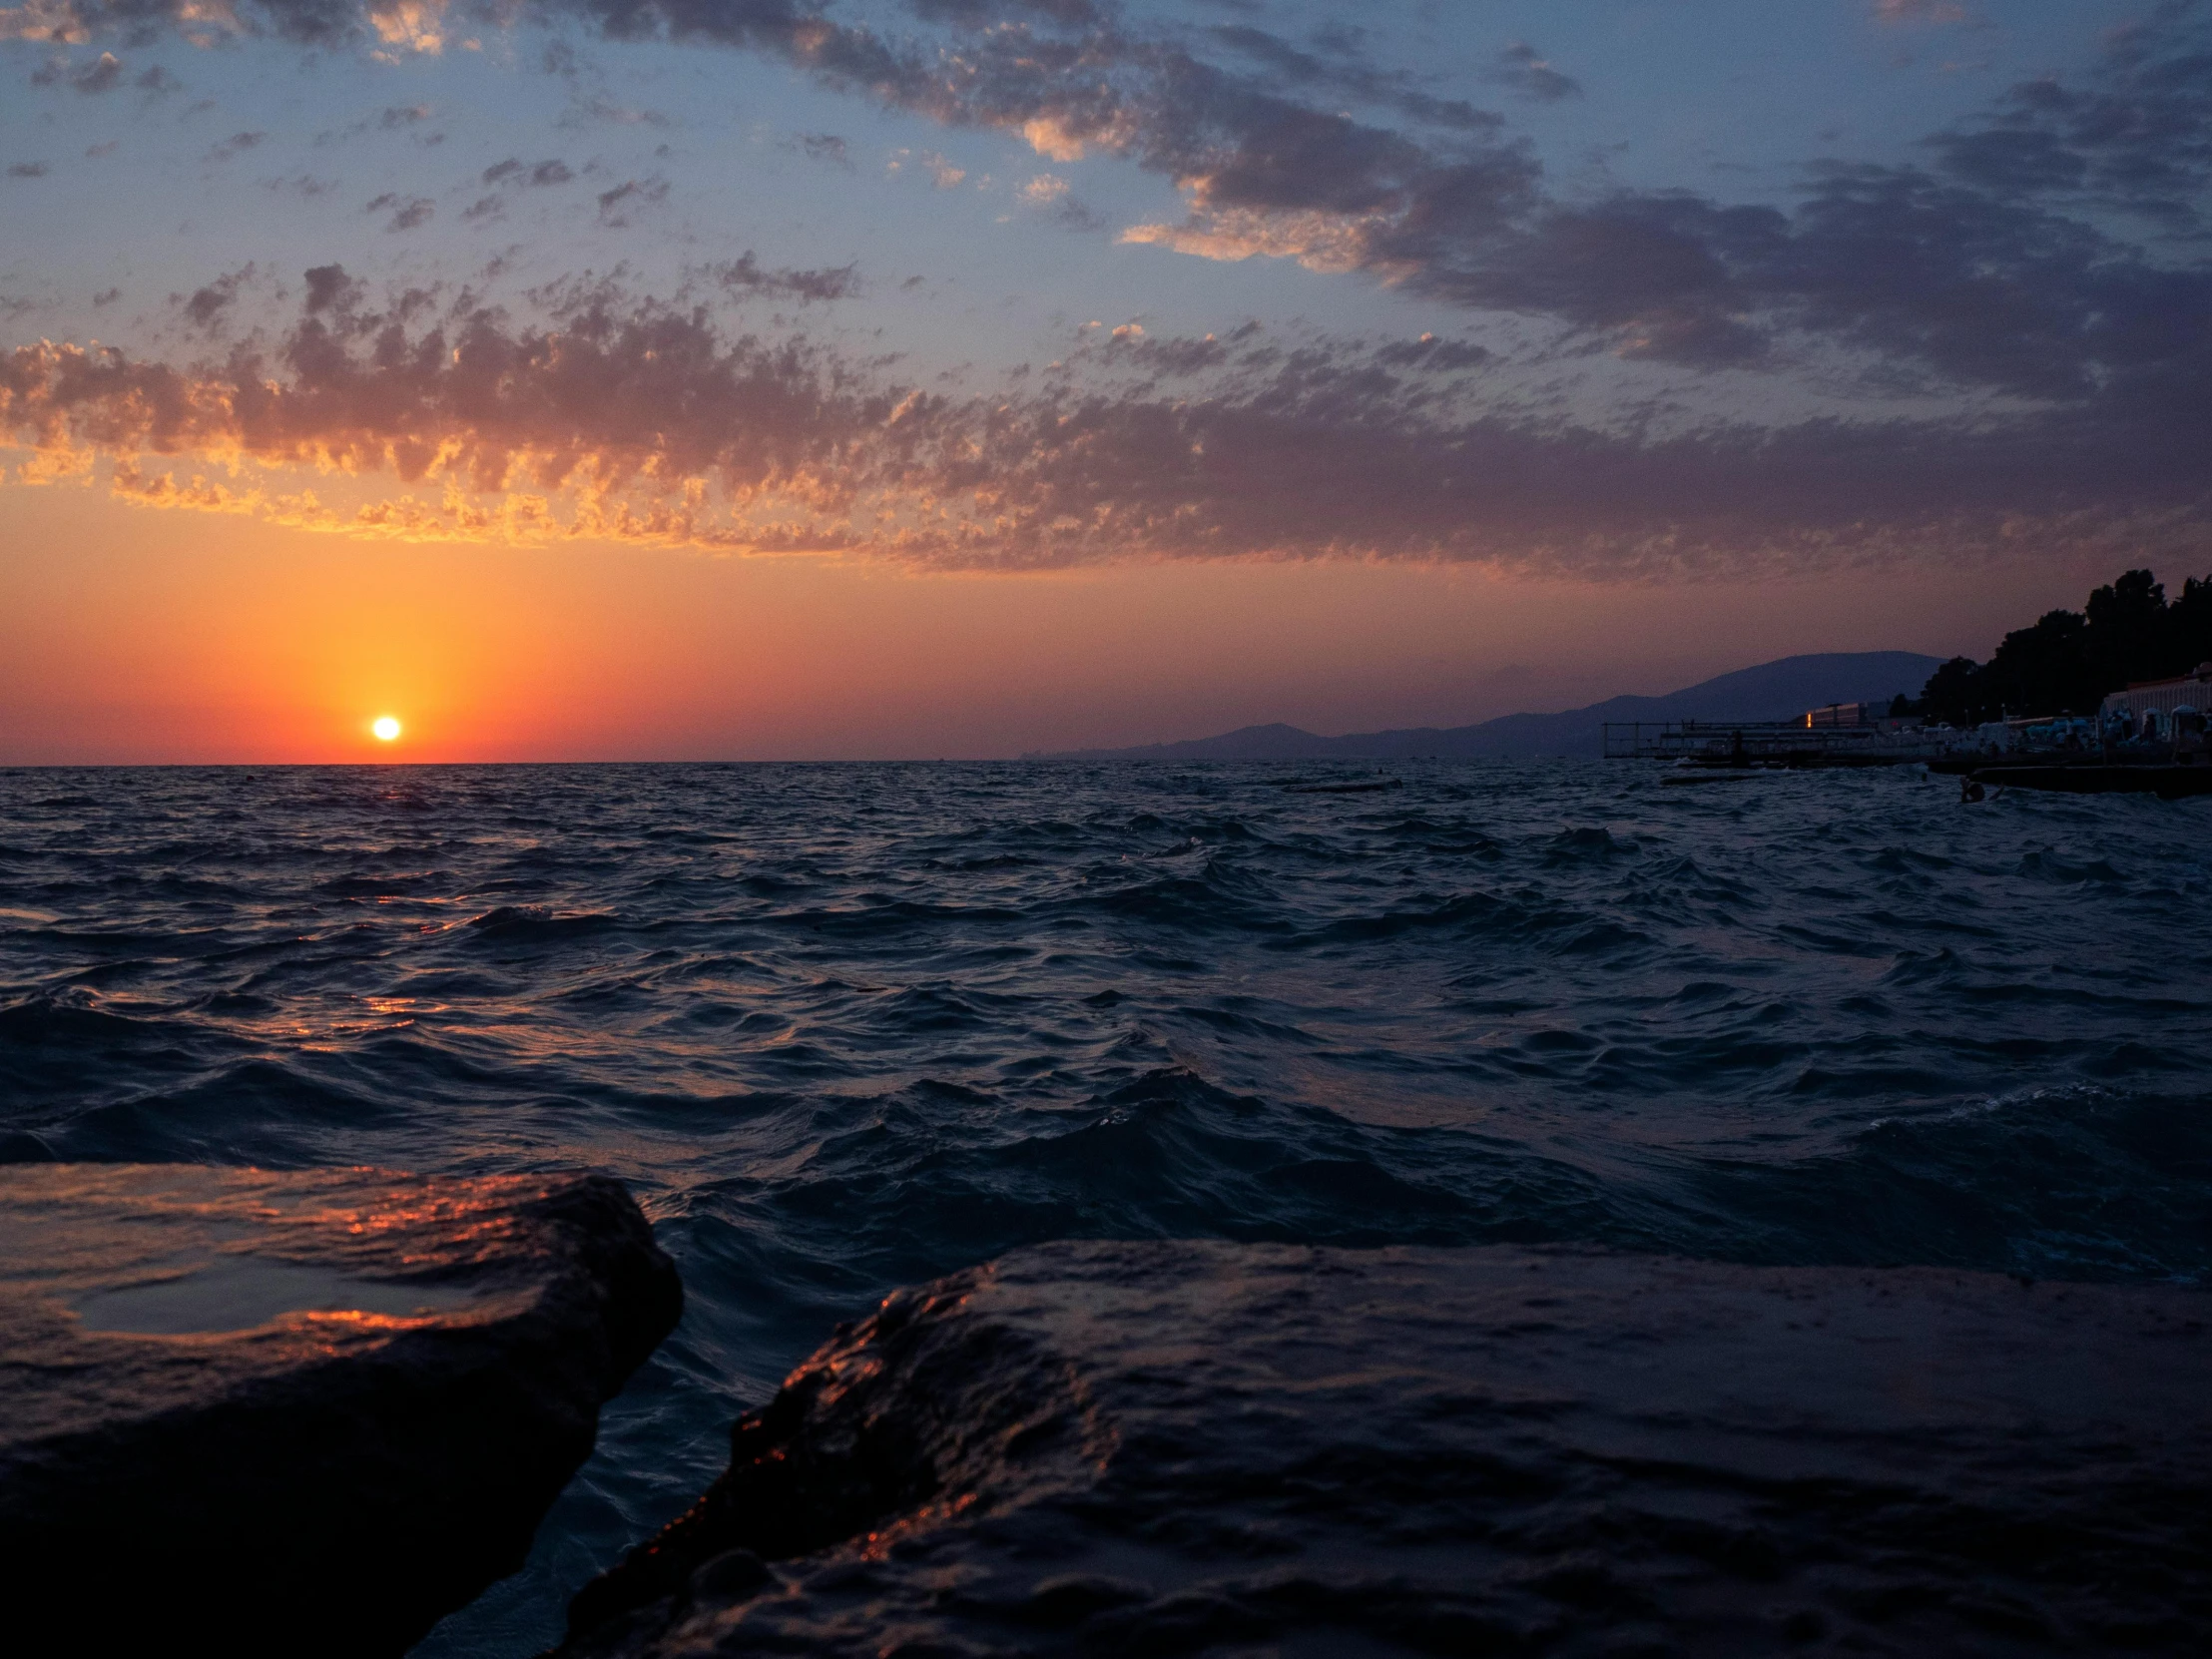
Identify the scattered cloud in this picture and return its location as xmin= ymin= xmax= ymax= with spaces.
xmin=1490 ymin=43 xmax=1580 ymax=102
xmin=301 ymin=263 xmax=356 ymax=313
xmin=365 ymin=0 xmax=444 ymax=58
xmin=792 ymin=132 xmax=852 ymax=169
xmin=557 ymin=96 xmax=671 ymax=131
xmin=482 ymin=156 xmax=573 ymax=187
xmin=1015 ymin=168 xmax=1101 ymax=229
xmin=178 ymin=265 xmax=253 ymax=329
xmin=366 ymin=191 xmax=433 ymax=230
xmin=699 ymin=252 xmax=860 ymax=303
xmin=1875 ymin=0 xmax=1971 ymax=24
xmin=595 ymin=176 xmax=668 ymax=226
xmin=18 ymin=1 xmax=2200 ymax=401
xmin=205 ymin=131 xmax=267 ymax=164
xmin=6 ymin=162 xmax=48 ymax=179
xmin=31 ymin=49 xmax=123 ymax=93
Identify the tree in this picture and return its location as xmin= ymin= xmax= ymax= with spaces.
xmin=1916 ymin=566 xmax=2212 ymax=725
xmin=2170 ymin=576 xmax=2212 ymax=675
xmin=1921 ymin=656 xmax=1985 ymax=726
xmin=2084 ymin=569 xmax=2169 ymax=685
xmin=1980 ymin=609 xmax=2102 ymax=717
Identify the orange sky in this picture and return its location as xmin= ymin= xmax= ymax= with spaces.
xmin=0 ymin=482 xmax=2111 ymax=764
xmin=3 ymin=4 xmax=2203 ymax=765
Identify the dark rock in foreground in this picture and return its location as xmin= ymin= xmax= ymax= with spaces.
xmin=562 ymin=1241 xmax=2209 ymax=1657
xmin=0 ymin=1162 xmax=681 ymax=1658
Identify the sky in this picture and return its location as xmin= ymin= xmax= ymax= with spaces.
xmin=1 ymin=0 xmax=2207 ymax=761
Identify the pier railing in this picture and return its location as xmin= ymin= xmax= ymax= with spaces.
xmin=1602 ymin=722 xmax=1919 ymax=764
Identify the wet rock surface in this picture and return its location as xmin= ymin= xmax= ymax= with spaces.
xmin=0 ymin=1162 xmax=681 ymax=1658
xmin=561 ymin=1240 xmax=2210 ymax=1657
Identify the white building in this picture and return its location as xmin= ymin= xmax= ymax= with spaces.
xmin=2101 ymin=663 xmax=2212 ymax=723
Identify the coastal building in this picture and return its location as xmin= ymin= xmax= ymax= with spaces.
xmin=2100 ymin=663 xmax=2212 ymax=724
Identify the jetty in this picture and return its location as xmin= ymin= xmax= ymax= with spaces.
xmin=1609 ymin=669 xmax=2212 ymax=795
xmin=1602 ymin=719 xmax=1938 ymax=770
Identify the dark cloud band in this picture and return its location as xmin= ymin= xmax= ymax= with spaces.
xmin=5 ymin=272 xmax=2204 ymax=570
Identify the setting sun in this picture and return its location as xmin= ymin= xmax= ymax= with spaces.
xmin=371 ymin=717 xmax=401 ymax=743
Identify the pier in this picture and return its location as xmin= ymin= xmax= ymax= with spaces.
xmin=1602 ymin=721 xmax=1933 ymax=768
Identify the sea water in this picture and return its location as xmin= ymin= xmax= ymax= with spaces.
xmin=2 ymin=761 xmax=2206 ymax=1654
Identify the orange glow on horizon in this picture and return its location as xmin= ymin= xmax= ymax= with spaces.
xmin=0 ymin=478 xmax=2102 ymax=766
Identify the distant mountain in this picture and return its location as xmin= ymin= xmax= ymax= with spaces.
xmin=1025 ymin=652 xmax=1948 ymax=762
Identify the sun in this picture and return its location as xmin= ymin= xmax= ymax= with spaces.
xmin=371 ymin=716 xmax=402 ymax=743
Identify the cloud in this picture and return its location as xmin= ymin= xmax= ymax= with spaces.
xmin=4 ymin=271 xmax=2204 ymax=574
xmin=365 ymin=0 xmax=444 ymax=57
xmin=2 ymin=2 xmax=2205 ymax=575
xmin=1875 ymin=1 xmax=1970 ymax=24
xmin=1490 ymin=43 xmax=1580 ymax=102
xmin=594 ymin=176 xmax=668 ymax=226
xmin=557 ymin=95 xmax=671 ymax=130
xmin=22 ymin=0 xmax=2192 ymax=405
xmin=301 ymin=263 xmax=357 ymax=313
xmin=1109 ymin=7 xmax=2212 ymax=400
xmin=1014 ymin=169 xmax=1100 ymax=229
xmin=897 ymin=149 xmax=965 ymax=188
xmin=178 ymin=265 xmax=254 ymax=329
xmin=30 ymin=49 xmax=124 ymax=92
xmin=1923 ymin=18 xmax=2212 ymax=231
xmin=205 ymin=131 xmax=267 ymax=163
xmin=481 ymin=156 xmax=573 ymax=186
xmin=791 ymin=131 xmax=852 ymax=169
xmin=6 ymin=162 xmax=49 ymax=178
xmin=365 ymin=191 xmax=434 ymax=230
xmin=699 ymin=252 xmax=860 ymax=302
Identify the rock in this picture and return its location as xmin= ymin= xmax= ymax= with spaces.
xmin=0 ymin=1162 xmax=681 ymax=1658
xmin=559 ymin=1240 xmax=2211 ymax=1658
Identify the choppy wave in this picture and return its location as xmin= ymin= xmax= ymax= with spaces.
xmin=2 ymin=760 xmax=2207 ymax=1655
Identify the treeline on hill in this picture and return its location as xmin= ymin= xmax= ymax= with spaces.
xmin=1904 ymin=569 xmax=2212 ymax=728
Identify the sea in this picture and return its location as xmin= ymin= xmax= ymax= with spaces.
xmin=2 ymin=761 xmax=2207 ymax=1655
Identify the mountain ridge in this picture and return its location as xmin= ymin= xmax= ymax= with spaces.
xmin=1024 ymin=651 xmax=1947 ymax=762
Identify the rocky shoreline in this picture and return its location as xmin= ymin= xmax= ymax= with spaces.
xmin=0 ymin=1163 xmax=681 ymax=1658
xmin=558 ymin=1240 xmax=2212 ymax=1657
xmin=8 ymin=1172 xmax=2208 ymax=1656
